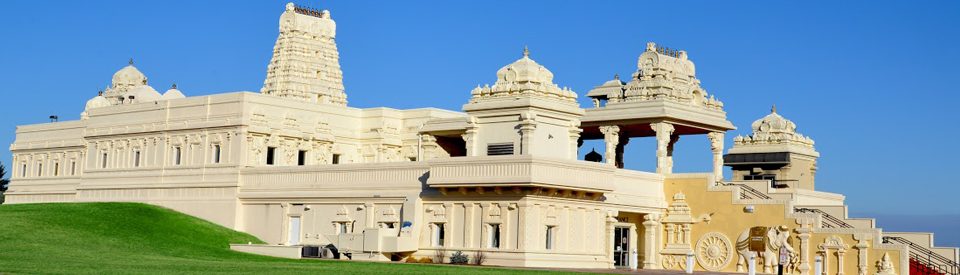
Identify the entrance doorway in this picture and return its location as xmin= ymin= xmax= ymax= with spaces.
xmin=288 ymin=216 xmax=301 ymax=245
xmin=614 ymin=226 xmax=630 ymax=268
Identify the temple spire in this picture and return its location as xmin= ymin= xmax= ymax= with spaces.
xmin=523 ymin=46 xmax=529 ymax=57
xmin=772 ymin=104 xmax=777 ymax=113
xmin=129 ymin=58 xmax=134 ymax=65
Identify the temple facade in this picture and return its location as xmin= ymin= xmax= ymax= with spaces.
xmin=6 ymin=3 xmax=958 ymax=274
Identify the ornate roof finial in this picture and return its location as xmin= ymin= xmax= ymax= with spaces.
xmin=614 ymin=74 xmax=619 ymax=80
xmin=772 ymin=104 xmax=777 ymax=113
xmin=523 ymin=46 xmax=529 ymax=57
xmin=129 ymin=58 xmax=134 ymax=65
xmin=172 ymin=83 xmax=178 ymax=89
xmin=98 ymin=90 xmax=103 ymax=96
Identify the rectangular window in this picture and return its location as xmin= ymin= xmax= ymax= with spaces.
xmin=338 ymin=222 xmax=349 ymax=234
xmin=433 ymin=223 xmax=445 ymax=247
xmin=71 ymin=161 xmax=76 ymax=175
xmin=134 ymin=151 xmax=141 ymax=167
xmin=408 ymin=157 xmax=417 ymax=162
xmin=102 ymin=153 xmax=108 ymax=168
xmin=54 ymin=163 xmax=59 ymax=176
xmin=266 ymin=147 xmax=276 ymax=165
xmin=37 ymin=163 xmax=42 ymax=177
xmin=213 ymin=145 xmax=221 ymax=164
xmin=487 ymin=142 xmax=515 ymax=156
xmin=22 ymin=164 xmax=26 ymax=177
xmin=489 ymin=224 xmax=501 ymax=249
xmin=174 ymin=147 xmax=182 ymax=165
xmin=546 ymin=226 xmax=555 ymax=250
xmin=298 ymin=150 xmax=307 ymax=166
xmin=332 ymin=154 xmax=341 ymax=164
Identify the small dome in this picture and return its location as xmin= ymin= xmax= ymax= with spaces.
xmin=584 ymin=148 xmax=603 ymax=162
xmin=111 ymin=59 xmax=147 ymax=88
xmin=495 ymin=47 xmax=554 ymax=85
xmin=85 ymin=94 xmax=111 ymax=110
xmin=601 ymin=74 xmax=625 ymax=87
xmin=161 ymin=84 xmax=185 ymax=100
xmin=751 ymin=106 xmax=797 ymax=134
xmin=127 ymin=85 xmax=162 ymax=102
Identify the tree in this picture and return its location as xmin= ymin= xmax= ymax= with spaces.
xmin=0 ymin=160 xmax=9 ymax=192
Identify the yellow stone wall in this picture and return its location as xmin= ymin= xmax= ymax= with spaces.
xmin=665 ymin=176 xmax=904 ymax=275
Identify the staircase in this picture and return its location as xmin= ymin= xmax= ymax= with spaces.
xmin=884 ymin=236 xmax=960 ymax=275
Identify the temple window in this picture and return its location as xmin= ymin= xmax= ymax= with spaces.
xmin=332 ymin=154 xmax=341 ymax=164
xmin=71 ymin=161 xmax=76 ymax=175
xmin=488 ymin=224 xmax=501 ymax=249
xmin=37 ymin=163 xmax=42 ymax=177
xmin=546 ymin=226 xmax=556 ymax=250
xmin=212 ymin=145 xmax=221 ymax=164
xmin=298 ymin=150 xmax=307 ymax=166
xmin=54 ymin=162 xmax=59 ymax=176
xmin=266 ymin=147 xmax=276 ymax=165
xmin=134 ymin=151 xmax=141 ymax=167
xmin=102 ymin=153 xmax=107 ymax=168
xmin=174 ymin=147 xmax=182 ymax=165
xmin=432 ymin=223 xmax=445 ymax=247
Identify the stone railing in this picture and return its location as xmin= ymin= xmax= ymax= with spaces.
xmin=427 ymin=155 xmax=616 ymax=193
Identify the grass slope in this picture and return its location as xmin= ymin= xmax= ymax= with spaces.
xmin=0 ymin=203 xmax=576 ymax=275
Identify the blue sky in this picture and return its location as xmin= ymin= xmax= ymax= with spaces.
xmin=1 ymin=1 xmax=958 ymax=244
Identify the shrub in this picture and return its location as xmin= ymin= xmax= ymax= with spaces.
xmin=450 ymin=251 xmax=469 ymax=265
xmin=418 ymin=257 xmax=434 ymax=263
xmin=433 ymin=247 xmax=448 ymax=264
xmin=473 ymin=250 xmax=487 ymax=266
xmin=404 ymin=256 xmax=419 ymax=263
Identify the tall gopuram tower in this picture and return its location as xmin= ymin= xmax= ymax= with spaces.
xmin=724 ymin=106 xmax=819 ymax=189
xmin=261 ymin=3 xmax=347 ymax=106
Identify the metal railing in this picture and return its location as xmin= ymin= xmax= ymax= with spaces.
xmin=883 ymin=236 xmax=959 ymax=275
xmin=793 ymin=207 xmax=855 ymax=229
xmin=720 ymin=182 xmax=773 ymax=200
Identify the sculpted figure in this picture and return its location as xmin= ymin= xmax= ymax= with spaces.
xmin=735 ymin=226 xmax=795 ymax=273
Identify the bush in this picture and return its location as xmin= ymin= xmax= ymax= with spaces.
xmin=433 ymin=247 xmax=448 ymax=264
xmin=404 ymin=256 xmax=419 ymax=263
xmin=450 ymin=251 xmax=469 ymax=265
xmin=473 ymin=250 xmax=487 ymax=266
xmin=418 ymin=257 xmax=434 ymax=263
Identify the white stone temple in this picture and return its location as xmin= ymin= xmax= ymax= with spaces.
xmin=6 ymin=3 xmax=958 ymax=274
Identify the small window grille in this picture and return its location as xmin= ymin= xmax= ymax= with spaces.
xmin=487 ymin=142 xmax=515 ymax=156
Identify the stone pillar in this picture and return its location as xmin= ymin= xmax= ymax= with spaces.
xmin=837 ymin=248 xmax=846 ymax=275
xmin=643 ymin=214 xmax=661 ymax=269
xmin=606 ymin=211 xmax=618 ymax=268
xmin=464 ymin=203 xmax=475 ymax=248
xmin=421 ymin=134 xmax=438 ymax=161
xmin=854 ymin=234 xmax=871 ymax=275
xmin=600 ymin=125 xmax=620 ymax=166
xmin=569 ymin=121 xmax=583 ymax=159
xmin=463 ymin=116 xmax=478 ymax=156
xmin=667 ymin=135 xmax=679 ymax=174
xmin=651 ymin=122 xmax=675 ymax=174
xmin=708 ymin=132 xmax=725 ymax=182
xmin=796 ymin=222 xmax=813 ymax=275
xmin=615 ymin=135 xmax=629 ymax=168
xmin=519 ymin=112 xmax=537 ymax=155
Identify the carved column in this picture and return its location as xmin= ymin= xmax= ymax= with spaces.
xmin=615 ymin=135 xmax=629 ymax=168
xmin=421 ymin=134 xmax=438 ymax=161
xmin=796 ymin=220 xmax=814 ymax=275
xmin=667 ymin=135 xmax=679 ymax=173
xmin=643 ymin=214 xmax=662 ymax=269
xmin=464 ymin=203 xmax=475 ymax=248
xmin=600 ymin=125 xmax=620 ymax=166
xmin=606 ymin=211 xmax=618 ymax=268
xmin=651 ymin=122 xmax=675 ymax=174
xmin=569 ymin=121 xmax=583 ymax=160
xmin=519 ymin=112 xmax=537 ymax=155
xmin=838 ymin=248 xmax=846 ymax=275
xmin=708 ymin=132 xmax=725 ymax=182
xmin=463 ymin=117 xmax=478 ymax=156
xmin=854 ymin=234 xmax=871 ymax=275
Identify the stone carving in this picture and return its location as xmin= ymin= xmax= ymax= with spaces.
xmin=876 ymin=252 xmax=896 ymax=275
xmin=469 ymin=47 xmax=578 ymax=105
xmin=662 ymin=254 xmax=689 ymax=270
xmin=819 ymin=235 xmax=850 ymax=275
xmin=733 ymin=106 xmax=814 ymax=148
xmin=736 ymin=226 xmax=795 ymax=273
xmin=696 ymin=232 xmax=734 ymax=271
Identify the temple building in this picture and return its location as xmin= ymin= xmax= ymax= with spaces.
xmin=6 ymin=3 xmax=958 ymax=274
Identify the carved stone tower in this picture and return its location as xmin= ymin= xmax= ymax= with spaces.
xmin=724 ymin=106 xmax=819 ymax=189
xmin=261 ymin=3 xmax=347 ymax=106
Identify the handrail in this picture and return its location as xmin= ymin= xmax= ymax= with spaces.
xmin=883 ymin=236 xmax=959 ymax=275
xmin=793 ymin=207 xmax=855 ymax=229
xmin=720 ymin=182 xmax=773 ymax=200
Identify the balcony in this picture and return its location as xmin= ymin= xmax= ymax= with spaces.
xmin=426 ymin=155 xmax=616 ymax=194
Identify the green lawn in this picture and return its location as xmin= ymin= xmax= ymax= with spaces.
xmin=0 ymin=203 xmax=583 ymax=275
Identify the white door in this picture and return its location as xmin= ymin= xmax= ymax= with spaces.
xmin=288 ymin=217 xmax=301 ymax=245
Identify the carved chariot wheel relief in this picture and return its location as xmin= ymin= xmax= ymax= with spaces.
xmin=696 ymin=232 xmax=734 ymax=271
